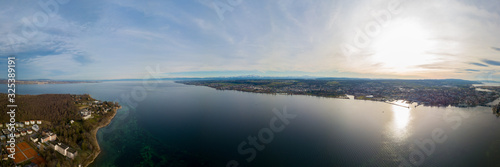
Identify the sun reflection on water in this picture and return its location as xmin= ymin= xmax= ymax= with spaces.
xmin=390 ymin=100 xmax=411 ymax=142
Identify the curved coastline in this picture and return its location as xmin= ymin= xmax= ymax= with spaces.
xmin=83 ymin=106 xmax=121 ymax=167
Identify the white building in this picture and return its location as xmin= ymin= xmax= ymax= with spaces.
xmin=54 ymin=142 xmax=78 ymax=159
xmin=81 ymin=109 xmax=92 ymax=120
xmin=67 ymin=148 xmax=78 ymax=159
xmin=32 ymin=124 xmax=40 ymax=132
xmin=30 ymin=136 xmax=38 ymax=143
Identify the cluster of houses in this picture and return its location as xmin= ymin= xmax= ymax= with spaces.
xmin=0 ymin=120 xmax=42 ymax=141
xmin=79 ymin=100 xmax=112 ymax=120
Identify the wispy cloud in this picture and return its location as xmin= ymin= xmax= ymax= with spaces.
xmin=465 ymin=69 xmax=480 ymax=72
xmin=482 ymin=59 xmax=500 ymax=66
xmin=470 ymin=62 xmax=488 ymax=67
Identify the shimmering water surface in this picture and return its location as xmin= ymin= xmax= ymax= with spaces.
xmin=5 ymin=81 xmax=500 ymax=166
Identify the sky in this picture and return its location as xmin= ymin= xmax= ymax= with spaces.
xmin=1 ymin=0 xmax=500 ymax=80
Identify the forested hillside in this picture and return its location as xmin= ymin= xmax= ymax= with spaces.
xmin=0 ymin=94 xmax=79 ymax=123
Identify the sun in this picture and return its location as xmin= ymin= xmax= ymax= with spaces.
xmin=370 ymin=19 xmax=437 ymax=73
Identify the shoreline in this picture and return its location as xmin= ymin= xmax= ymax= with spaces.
xmin=83 ymin=106 xmax=121 ymax=167
xmin=186 ymin=84 xmax=497 ymax=108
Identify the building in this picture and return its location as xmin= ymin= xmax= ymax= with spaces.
xmin=80 ymin=109 xmax=92 ymax=120
xmin=14 ymin=133 xmax=20 ymax=138
xmin=2 ymin=129 xmax=9 ymax=135
xmin=27 ymin=129 xmax=33 ymax=134
xmin=21 ymin=131 xmax=26 ymax=136
xmin=24 ymin=121 xmax=30 ymax=125
xmin=30 ymin=120 xmax=35 ymax=124
xmin=54 ymin=142 xmax=77 ymax=159
xmin=83 ymin=114 xmax=92 ymax=120
xmin=0 ymin=124 xmax=3 ymax=128
xmin=41 ymin=130 xmax=52 ymax=136
xmin=30 ymin=135 xmax=38 ymax=143
xmin=41 ymin=133 xmax=57 ymax=143
xmin=55 ymin=143 xmax=69 ymax=156
xmin=0 ymin=135 xmax=5 ymax=140
xmin=66 ymin=148 xmax=78 ymax=159
xmin=32 ymin=124 xmax=40 ymax=132
xmin=47 ymin=141 xmax=57 ymax=149
xmin=36 ymin=120 xmax=42 ymax=124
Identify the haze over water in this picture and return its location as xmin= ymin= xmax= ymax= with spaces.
xmin=5 ymin=81 xmax=500 ymax=166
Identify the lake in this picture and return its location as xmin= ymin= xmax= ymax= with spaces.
xmin=4 ymin=81 xmax=500 ymax=166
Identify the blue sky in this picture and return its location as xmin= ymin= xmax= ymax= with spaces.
xmin=1 ymin=0 xmax=500 ymax=80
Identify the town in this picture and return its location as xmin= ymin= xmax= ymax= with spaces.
xmin=0 ymin=94 xmax=120 ymax=167
xmin=179 ymin=79 xmax=500 ymax=107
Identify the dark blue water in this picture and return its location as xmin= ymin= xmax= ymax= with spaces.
xmin=5 ymin=81 xmax=500 ymax=166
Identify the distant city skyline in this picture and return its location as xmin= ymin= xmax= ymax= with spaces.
xmin=1 ymin=0 xmax=500 ymax=81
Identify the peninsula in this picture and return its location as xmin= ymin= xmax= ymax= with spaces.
xmin=0 ymin=94 xmax=120 ymax=167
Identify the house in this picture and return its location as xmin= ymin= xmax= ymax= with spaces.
xmin=32 ymin=124 xmax=40 ymax=132
xmin=27 ymin=129 xmax=33 ymax=134
xmin=0 ymin=124 xmax=3 ymax=128
xmin=0 ymin=135 xmax=5 ymax=140
xmin=30 ymin=135 xmax=38 ymax=143
xmin=14 ymin=133 xmax=20 ymax=138
xmin=21 ymin=131 xmax=26 ymax=136
xmin=37 ymin=120 xmax=42 ymax=124
xmin=80 ymin=109 xmax=92 ymax=120
xmin=24 ymin=121 xmax=30 ymax=125
xmin=30 ymin=120 xmax=35 ymax=124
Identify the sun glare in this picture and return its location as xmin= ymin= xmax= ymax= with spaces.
xmin=390 ymin=100 xmax=411 ymax=142
xmin=370 ymin=19 xmax=437 ymax=73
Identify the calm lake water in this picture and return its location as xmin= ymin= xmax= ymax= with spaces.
xmin=4 ymin=81 xmax=500 ymax=166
